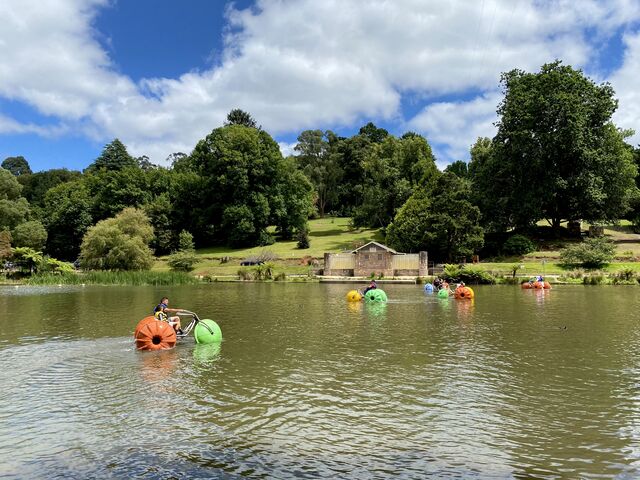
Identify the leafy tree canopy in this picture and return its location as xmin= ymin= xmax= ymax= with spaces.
xmin=471 ymin=61 xmax=637 ymax=231
xmin=85 ymin=139 xmax=138 ymax=173
xmin=2 ymin=156 xmax=32 ymax=176
xmin=224 ymin=109 xmax=258 ymax=129
xmin=79 ymin=208 xmax=154 ymax=270
xmin=387 ymin=173 xmax=484 ymax=261
xmin=13 ymin=220 xmax=48 ymax=250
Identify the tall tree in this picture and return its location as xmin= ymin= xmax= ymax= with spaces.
xmin=191 ymin=124 xmax=313 ymax=247
xmin=85 ymin=139 xmax=138 ymax=173
xmin=387 ymin=173 xmax=484 ymax=261
xmin=2 ymin=156 xmax=32 ymax=176
xmin=0 ymin=168 xmax=30 ymax=231
xmin=295 ymin=130 xmax=342 ymax=216
xmin=18 ymin=168 xmax=81 ymax=209
xmin=224 ymin=109 xmax=258 ymax=129
xmin=42 ymin=181 xmax=93 ymax=260
xmin=474 ymin=61 xmax=637 ymax=231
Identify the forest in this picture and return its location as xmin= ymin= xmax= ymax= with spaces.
xmin=2 ymin=61 xmax=639 ymax=274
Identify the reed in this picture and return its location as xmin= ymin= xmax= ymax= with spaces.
xmin=27 ymin=271 xmax=200 ymax=286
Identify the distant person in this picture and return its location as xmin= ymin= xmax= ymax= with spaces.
xmin=433 ymin=277 xmax=443 ymax=290
xmin=153 ymin=296 xmax=184 ymax=335
xmin=362 ymin=280 xmax=378 ymax=296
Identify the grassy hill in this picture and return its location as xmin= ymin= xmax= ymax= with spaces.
xmin=153 ymin=218 xmax=640 ymax=278
xmin=154 ymin=217 xmax=384 ymax=277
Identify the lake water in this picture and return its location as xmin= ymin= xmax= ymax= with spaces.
xmin=1 ymin=283 xmax=640 ymax=478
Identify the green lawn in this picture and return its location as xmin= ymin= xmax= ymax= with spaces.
xmin=151 ymin=217 xmax=640 ymax=278
xmin=153 ymin=217 xmax=383 ymax=276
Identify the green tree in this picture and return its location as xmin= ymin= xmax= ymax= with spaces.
xmin=295 ymin=130 xmax=342 ymax=216
xmin=353 ymin=134 xmax=438 ymax=229
xmin=18 ymin=168 xmax=82 ymax=210
xmin=191 ymin=124 xmax=313 ymax=247
xmin=11 ymin=247 xmax=43 ymax=274
xmin=85 ymin=166 xmax=151 ymax=221
xmin=444 ymin=160 xmax=469 ymax=178
xmin=13 ymin=220 xmax=47 ymax=250
xmin=225 ymin=109 xmax=258 ymax=128
xmin=2 ymin=156 xmax=32 ymax=176
xmin=0 ymin=168 xmax=30 ymax=231
xmin=0 ymin=230 xmax=12 ymax=260
xmin=42 ymin=181 xmax=93 ymax=260
xmin=167 ymin=230 xmax=199 ymax=272
xmin=79 ymin=208 xmax=154 ymax=270
xmin=85 ymin=138 xmax=138 ymax=173
xmin=387 ymin=173 xmax=484 ymax=261
xmin=474 ymin=61 xmax=637 ymax=231
xmin=143 ymin=193 xmax=175 ymax=254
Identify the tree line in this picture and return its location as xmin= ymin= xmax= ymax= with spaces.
xmin=2 ymin=61 xmax=640 ymax=271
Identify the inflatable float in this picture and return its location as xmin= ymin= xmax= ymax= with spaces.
xmin=134 ymin=311 xmax=222 ymax=350
xmin=424 ymin=283 xmax=434 ymax=293
xmin=521 ymin=281 xmax=551 ymax=290
xmin=365 ymin=289 xmax=388 ymax=302
xmin=437 ymin=288 xmax=450 ymax=298
xmin=346 ymin=290 xmax=363 ymax=302
xmin=454 ymin=286 xmax=475 ymax=299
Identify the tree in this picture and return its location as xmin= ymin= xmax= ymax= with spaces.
xmin=387 ymin=173 xmax=484 ymax=261
xmin=167 ymin=230 xmax=199 ymax=272
xmin=295 ymin=130 xmax=342 ymax=216
xmin=13 ymin=220 xmax=47 ymax=250
xmin=224 ymin=109 xmax=258 ymax=128
xmin=445 ymin=160 xmax=469 ymax=179
xmin=0 ymin=168 xmax=29 ymax=231
xmin=11 ymin=247 xmax=43 ymax=274
xmin=79 ymin=208 xmax=154 ymax=270
xmin=191 ymin=124 xmax=313 ymax=247
xmin=0 ymin=230 xmax=11 ymax=260
xmin=18 ymin=168 xmax=81 ymax=209
xmin=85 ymin=139 xmax=138 ymax=173
xmin=143 ymin=193 xmax=175 ymax=254
xmin=2 ymin=156 xmax=32 ymax=176
xmin=42 ymin=181 xmax=93 ymax=260
xmin=352 ymin=134 xmax=438 ymax=229
xmin=85 ymin=166 xmax=151 ymax=221
xmin=473 ymin=61 xmax=638 ymax=231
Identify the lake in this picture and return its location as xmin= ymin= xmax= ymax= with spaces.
xmin=1 ymin=283 xmax=640 ymax=478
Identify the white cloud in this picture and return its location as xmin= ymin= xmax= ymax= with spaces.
xmin=0 ymin=0 xmax=640 ymax=165
xmin=409 ymin=92 xmax=501 ymax=167
xmin=610 ymin=31 xmax=640 ymax=147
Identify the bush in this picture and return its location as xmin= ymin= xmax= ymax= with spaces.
xmin=560 ymin=237 xmax=616 ymax=269
xmin=503 ymin=234 xmax=535 ymax=256
xmin=296 ymin=228 xmax=310 ymax=249
xmin=237 ymin=268 xmax=253 ymax=280
xmin=167 ymin=250 xmax=200 ymax=272
xmin=442 ymin=264 xmax=495 ymax=284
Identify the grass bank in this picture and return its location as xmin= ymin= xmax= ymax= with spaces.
xmin=27 ymin=271 xmax=200 ymax=286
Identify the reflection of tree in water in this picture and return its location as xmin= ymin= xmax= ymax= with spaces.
xmin=193 ymin=343 xmax=222 ymax=365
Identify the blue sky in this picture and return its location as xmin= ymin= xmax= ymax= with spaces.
xmin=1 ymin=0 xmax=640 ymax=172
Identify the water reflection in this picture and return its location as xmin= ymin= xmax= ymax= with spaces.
xmin=1 ymin=284 xmax=640 ymax=478
xmin=193 ymin=343 xmax=222 ymax=364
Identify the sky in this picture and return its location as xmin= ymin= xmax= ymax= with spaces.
xmin=1 ymin=0 xmax=640 ymax=172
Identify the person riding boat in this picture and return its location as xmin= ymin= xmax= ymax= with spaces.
xmin=153 ymin=296 xmax=184 ymax=335
xmin=362 ymin=280 xmax=378 ymax=296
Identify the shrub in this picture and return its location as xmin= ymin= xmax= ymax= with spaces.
xmin=296 ymin=228 xmax=310 ymax=249
xmin=503 ymin=234 xmax=535 ymax=256
xmin=167 ymin=250 xmax=200 ymax=272
xmin=274 ymin=272 xmax=287 ymax=281
xmin=237 ymin=268 xmax=253 ymax=280
xmin=458 ymin=266 xmax=496 ymax=284
xmin=560 ymin=237 xmax=616 ymax=269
